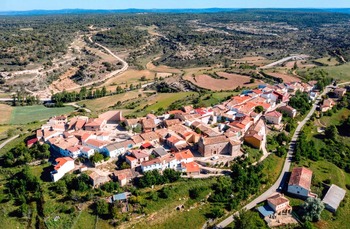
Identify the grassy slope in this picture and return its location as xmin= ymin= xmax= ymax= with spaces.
xmin=77 ymin=91 xmax=140 ymax=113
xmin=10 ymin=105 xmax=75 ymax=125
xmin=296 ymin=160 xmax=350 ymax=229
xmin=322 ymin=62 xmax=350 ymax=82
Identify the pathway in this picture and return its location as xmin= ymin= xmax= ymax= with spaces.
xmin=0 ymin=134 xmax=19 ymax=151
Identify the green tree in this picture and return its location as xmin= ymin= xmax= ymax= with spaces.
xmin=324 ymin=125 xmax=338 ymax=141
xmin=207 ymin=206 xmax=224 ymax=219
xmin=254 ymin=106 xmax=264 ymax=113
xmin=233 ymin=210 xmax=267 ymax=229
xmin=96 ymin=199 xmax=109 ymax=216
xmin=301 ymin=197 xmax=325 ymax=222
xmin=90 ymin=152 xmax=104 ymax=163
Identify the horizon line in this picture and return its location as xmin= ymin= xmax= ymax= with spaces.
xmin=2 ymin=7 xmax=350 ymax=12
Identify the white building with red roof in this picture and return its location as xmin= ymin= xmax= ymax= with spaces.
xmin=51 ymin=157 xmax=75 ymax=182
xmin=288 ymin=167 xmax=317 ymax=198
xmin=264 ymin=111 xmax=283 ymax=125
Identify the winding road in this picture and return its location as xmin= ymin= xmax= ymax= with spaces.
xmin=215 ymin=84 xmax=335 ymax=229
xmin=65 ymin=34 xmax=129 ymax=91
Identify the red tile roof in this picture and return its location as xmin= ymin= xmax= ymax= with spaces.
xmin=265 ymin=111 xmax=282 ymax=118
xmin=174 ymin=149 xmax=194 ymax=160
xmin=184 ymin=161 xmax=200 ymax=173
xmin=54 ymin=157 xmax=73 ymax=170
xmin=267 ymin=193 xmax=290 ymax=206
xmin=27 ymin=138 xmax=38 ymax=146
xmin=289 ymin=167 xmax=313 ymax=190
xmin=85 ymin=139 xmax=107 ymax=148
xmin=141 ymin=142 xmax=153 ymax=148
xmin=141 ymin=158 xmax=161 ymax=167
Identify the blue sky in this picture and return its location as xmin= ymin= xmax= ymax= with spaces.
xmin=1 ymin=0 xmax=350 ymax=11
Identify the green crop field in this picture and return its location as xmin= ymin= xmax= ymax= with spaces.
xmin=10 ymin=105 xmax=75 ymax=124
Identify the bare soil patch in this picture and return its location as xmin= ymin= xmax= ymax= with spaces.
xmin=146 ymin=61 xmax=182 ymax=74
xmin=285 ymin=60 xmax=315 ymax=69
xmin=186 ymin=72 xmax=258 ymax=91
xmin=49 ymin=67 xmax=80 ymax=93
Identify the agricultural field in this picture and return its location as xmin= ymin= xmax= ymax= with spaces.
xmin=233 ymin=56 xmax=270 ymax=66
xmin=130 ymin=92 xmax=197 ymax=116
xmin=0 ymin=103 xmax=12 ymax=124
xmin=10 ymin=105 xmax=75 ymax=124
xmin=185 ymin=71 xmax=259 ymax=91
xmin=77 ymin=91 xmax=140 ymax=113
xmin=264 ymin=71 xmax=301 ymax=83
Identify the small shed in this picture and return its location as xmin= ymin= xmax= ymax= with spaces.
xmin=322 ymin=184 xmax=346 ymax=213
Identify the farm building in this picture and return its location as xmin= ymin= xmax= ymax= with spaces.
xmin=287 ymin=167 xmax=317 ymax=199
xmin=322 ymin=184 xmax=346 ymax=213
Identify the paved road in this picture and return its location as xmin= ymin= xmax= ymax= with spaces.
xmin=260 ymin=54 xmax=309 ymax=69
xmin=215 ymin=86 xmax=333 ymax=229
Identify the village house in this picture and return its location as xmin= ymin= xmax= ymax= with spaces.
xmin=83 ymin=138 xmax=108 ymax=153
xmin=182 ymin=161 xmax=201 ymax=176
xmin=151 ymin=147 xmax=168 ymax=158
xmin=193 ymin=107 xmax=215 ymax=124
xmin=104 ymin=142 xmax=126 ymax=158
xmin=51 ymin=157 xmax=75 ymax=182
xmin=84 ymin=118 xmax=106 ymax=131
xmin=140 ymin=131 xmax=160 ymax=145
xmin=225 ymin=95 xmax=252 ymax=110
xmin=264 ymin=110 xmax=283 ymax=125
xmin=182 ymin=105 xmax=194 ymax=114
xmin=164 ymin=119 xmax=182 ymax=127
xmin=48 ymin=135 xmax=80 ymax=157
xmin=123 ymin=118 xmax=140 ymax=129
xmin=67 ymin=116 xmax=88 ymax=131
xmin=80 ymin=146 xmax=95 ymax=158
xmin=125 ymin=150 xmax=150 ymax=168
xmin=89 ymin=170 xmax=111 ymax=188
xmin=112 ymin=169 xmax=138 ymax=187
xmin=48 ymin=115 xmax=68 ymax=125
xmin=141 ymin=158 xmax=163 ymax=172
xmin=321 ymin=98 xmax=335 ymax=112
xmin=165 ymin=134 xmax=188 ymax=151
xmin=267 ymin=193 xmax=292 ymax=216
xmin=66 ymin=146 xmax=81 ymax=158
xmin=257 ymin=193 xmax=293 ymax=226
xmin=27 ymin=138 xmax=38 ymax=148
xmin=244 ymin=119 xmax=266 ymax=149
xmin=141 ymin=118 xmax=156 ymax=132
xmin=287 ymin=167 xmax=317 ymax=199
xmin=334 ymin=87 xmax=347 ymax=98
xmin=278 ymin=105 xmax=297 ymax=118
